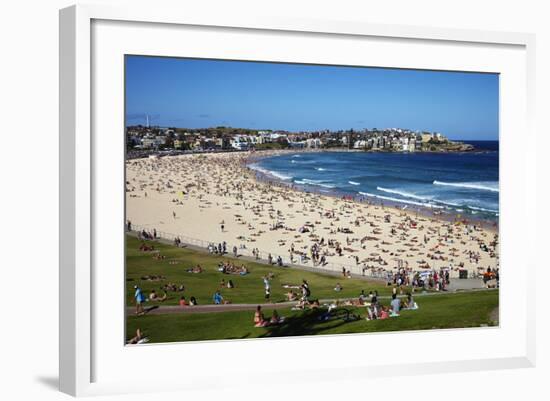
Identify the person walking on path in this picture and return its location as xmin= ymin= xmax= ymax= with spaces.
xmin=134 ymin=285 xmax=146 ymax=315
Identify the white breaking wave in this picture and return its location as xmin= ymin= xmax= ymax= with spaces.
xmin=432 ymin=199 xmax=462 ymax=207
xmin=374 ymin=187 xmax=498 ymax=214
xmin=433 ymin=180 xmax=499 ymax=192
xmin=291 ymin=154 xmax=301 ymax=158
xmin=467 ymin=205 xmax=499 ymax=214
xmin=315 ymin=167 xmax=327 ymax=171
xmin=376 ymin=186 xmax=431 ymax=201
xmin=348 ymin=181 xmax=360 ymax=186
xmin=359 ymin=192 xmax=444 ymax=209
xmin=249 ymin=164 xmax=292 ymax=180
xmin=296 ymin=178 xmax=336 ymax=189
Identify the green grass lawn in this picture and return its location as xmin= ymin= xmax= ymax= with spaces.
xmin=126 ymin=235 xmax=404 ymax=306
xmin=126 ymin=235 xmax=498 ymax=344
xmin=127 ymin=290 xmax=499 ymax=343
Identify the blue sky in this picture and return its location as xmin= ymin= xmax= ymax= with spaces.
xmin=125 ymin=56 xmax=499 ymax=140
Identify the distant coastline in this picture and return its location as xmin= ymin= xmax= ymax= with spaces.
xmin=125 ymin=124 xmax=498 ymax=157
xmin=126 ymin=139 xmax=499 ymax=161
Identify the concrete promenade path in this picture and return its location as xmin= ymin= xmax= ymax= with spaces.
xmin=128 ymin=287 xmax=497 ymax=316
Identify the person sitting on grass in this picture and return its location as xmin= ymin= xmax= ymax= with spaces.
xmin=390 ymin=293 xmax=401 ymax=316
xmin=366 ymin=304 xmax=377 ymax=321
xmin=186 ymin=264 xmax=203 ymax=273
xmin=334 ymin=283 xmax=343 ymax=292
xmin=179 ymin=296 xmax=188 ymax=307
xmin=227 ymin=279 xmax=234 ymax=289
xmin=293 ymin=298 xmax=313 ymax=310
xmin=254 ymin=305 xmax=269 ymax=327
xmin=286 ymin=290 xmax=298 ymax=301
xmin=220 ymin=278 xmax=226 ymax=288
xmin=270 ymin=310 xmax=285 ymax=325
xmin=213 ymin=291 xmax=224 ymax=305
xmin=189 ymin=296 xmax=198 ymax=306
xmin=404 ymin=292 xmax=418 ymax=310
xmin=149 ymin=290 xmax=167 ymax=302
xmin=309 ymin=299 xmax=321 ymax=309
xmin=378 ymin=306 xmax=390 ymax=320
xmin=343 ymin=297 xmax=366 ymax=307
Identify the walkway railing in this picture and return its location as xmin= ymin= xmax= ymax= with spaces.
xmin=128 ymin=223 xmax=480 ymax=279
xmin=128 ymin=223 xmax=390 ymax=279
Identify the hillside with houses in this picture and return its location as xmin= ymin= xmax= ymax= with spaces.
xmin=126 ymin=125 xmax=474 ymax=154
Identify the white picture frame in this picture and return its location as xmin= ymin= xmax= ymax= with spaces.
xmin=59 ymin=3 xmax=536 ymax=397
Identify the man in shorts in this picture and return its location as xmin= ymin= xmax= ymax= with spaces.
xmin=134 ymin=285 xmax=145 ymax=315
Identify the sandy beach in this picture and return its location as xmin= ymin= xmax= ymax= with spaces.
xmin=125 ymin=151 xmax=499 ymax=278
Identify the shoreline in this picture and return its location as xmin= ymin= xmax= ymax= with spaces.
xmin=244 ymin=149 xmax=499 ymax=232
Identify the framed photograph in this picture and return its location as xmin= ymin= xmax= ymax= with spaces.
xmin=59 ymin=3 xmax=536 ymax=396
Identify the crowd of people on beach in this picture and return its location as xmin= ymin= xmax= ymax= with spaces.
xmin=126 ymin=152 xmax=499 ymax=283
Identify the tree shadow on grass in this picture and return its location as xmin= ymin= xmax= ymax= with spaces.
xmin=259 ymin=308 xmax=359 ymax=338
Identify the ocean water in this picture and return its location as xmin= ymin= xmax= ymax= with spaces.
xmin=249 ymin=140 xmax=499 ymax=221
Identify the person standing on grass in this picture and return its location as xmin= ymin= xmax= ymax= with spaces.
xmin=301 ymin=279 xmax=311 ymax=302
xmin=390 ymin=293 xmax=401 ymax=315
xmin=134 ymin=285 xmax=146 ymax=315
xmin=263 ymin=276 xmax=271 ymax=302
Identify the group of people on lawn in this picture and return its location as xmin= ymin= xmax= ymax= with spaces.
xmin=254 ymin=305 xmax=285 ymax=327
xmin=133 ymin=234 xmax=419 ymax=324
xmin=364 ymin=290 xmax=418 ymax=321
xmin=217 ymin=261 xmax=249 ymax=275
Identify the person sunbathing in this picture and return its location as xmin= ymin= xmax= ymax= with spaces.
xmin=179 ymin=296 xmax=188 ymax=306
xmin=127 ymin=328 xmax=149 ymax=345
xmin=149 ymin=290 xmax=167 ymax=302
